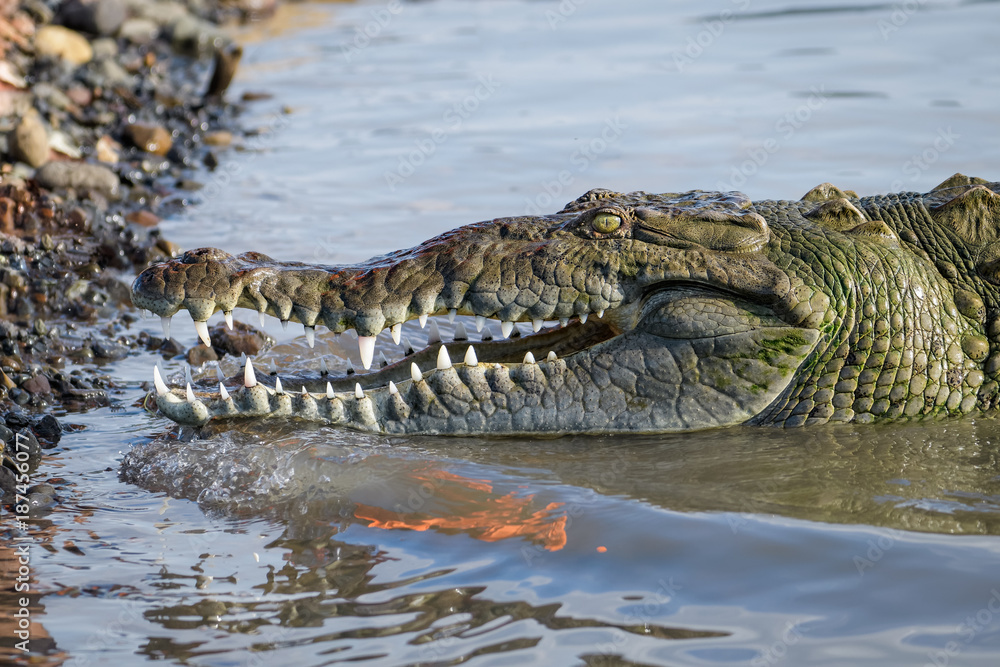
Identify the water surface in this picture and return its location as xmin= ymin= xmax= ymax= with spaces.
xmin=7 ymin=0 xmax=1000 ymax=665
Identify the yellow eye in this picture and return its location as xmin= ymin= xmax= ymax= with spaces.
xmin=592 ymin=212 xmax=621 ymax=234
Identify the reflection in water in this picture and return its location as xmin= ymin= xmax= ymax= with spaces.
xmin=355 ymin=468 xmax=568 ymax=551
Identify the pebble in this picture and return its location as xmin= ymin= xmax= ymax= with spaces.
xmin=21 ymin=373 xmax=51 ymax=395
xmin=32 ymin=415 xmax=61 ymax=445
xmin=203 ymin=130 xmax=233 ymax=146
xmin=90 ymin=36 xmax=118 ymax=58
xmin=35 ymin=161 xmax=120 ymax=199
xmin=118 ymin=17 xmax=160 ymax=45
xmin=34 ymin=25 xmax=94 ymax=65
xmin=187 ymin=345 xmax=219 ymax=366
xmin=209 ymin=321 xmax=273 ymax=358
xmin=0 ymin=466 xmax=15 ymax=498
xmin=171 ymin=14 xmax=226 ymax=55
xmin=94 ymin=135 xmax=120 ymax=163
xmin=12 ymin=109 xmax=49 ymax=167
xmin=125 ymin=123 xmax=173 ymax=156
xmin=57 ymin=0 xmax=126 ymax=37
xmin=125 ymin=210 xmax=160 ymax=227
xmin=91 ymin=339 xmax=128 ymax=360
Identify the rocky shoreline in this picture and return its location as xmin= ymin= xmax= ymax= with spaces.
xmin=0 ymin=0 xmax=280 ymax=508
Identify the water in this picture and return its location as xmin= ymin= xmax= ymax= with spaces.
xmin=7 ymin=0 xmax=1000 ymax=665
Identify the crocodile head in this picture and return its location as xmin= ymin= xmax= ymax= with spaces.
xmin=131 ymin=175 xmax=1000 ymax=435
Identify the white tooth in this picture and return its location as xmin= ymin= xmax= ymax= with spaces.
xmin=481 ymin=325 xmax=493 ymax=341
xmin=224 ymin=311 xmax=234 ymax=330
xmin=320 ymin=357 xmax=329 ymax=375
xmin=403 ymin=337 xmax=415 ymax=355
xmin=304 ymin=325 xmax=315 ymax=348
xmin=524 ymin=352 xmax=536 ymax=364
xmin=418 ymin=313 xmax=428 ymax=328
xmin=153 ymin=365 xmax=169 ymax=396
xmin=448 ymin=308 xmax=457 ymax=323
xmin=281 ymin=320 xmax=288 ymax=331
xmin=454 ymin=322 xmax=468 ymax=341
xmin=240 ymin=352 xmax=247 ymax=364
xmin=184 ymin=365 xmax=193 ymax=385
xmin=559 ymin=318 xmax=569 ymax=328
xmin=358 ymin=335 xmax=376 ymax=370
xmin=301 ymin=386 xmax=308 ymax=396
xmin=389 ymin=381 xmax=398 ymax=395
xmin=326 ymin=382 xmax=334 ymax=399
xmin=258 ymin=310 xmax=266 ymax=328
xmin=380 ymin=351 xmax=390 ymax=367
xmin=346 ymin=359 xmax=355 ymax=374
xmin=220 ymin=383 xmax=230 ymax=400
xmin=194 ymin=320 xmax=211 ymax=347
xmin=161 ymin=316 xmax=171 ymax=339
xmin=547 ymin=351 xmax=557 ymax=361
xmin=215 ymin=364 xmax=224 ymax=382
xmin=427 ymin=320 xmax=441 ymax=345
xmin=275 ymin=376 xmax=284 ymax=394
xmin=464 ymin=346 xmax=478 ymax=366
xmin=355 ymin=383 xmax=364 ymax=399
xmin=186 ymin=383 xmax=195 ymax=402
xmin=411 ymin=362 xmax=422 ymax=383
xmin=244 ymin=358 xmax=257 ymax=388
xmin=476 ymin=315 xmax=486 ymax=332
xmin=391 ymin=323 xmax=402 ymax=345
xmin=437 ymin=345 xmax=452 ymax=370
xmin=500 ymin=321 xmax=513 ymax=339
xmin=597 ymin=309 xmax=605 ymax=318
xmin=532 ymin=319 xmax=543 ymax=332
xmin=580 ymin=312 xmax=589 ymax=324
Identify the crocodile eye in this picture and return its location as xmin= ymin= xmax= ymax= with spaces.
xmin=592 ymin=212 xmax=622 ymax=234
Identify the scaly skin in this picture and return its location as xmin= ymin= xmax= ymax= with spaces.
xmin=131 ymin=174 xmax=1000 ymax=435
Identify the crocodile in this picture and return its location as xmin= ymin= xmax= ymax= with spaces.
xmin=131 ymin=173 xmax=1000 ymax=435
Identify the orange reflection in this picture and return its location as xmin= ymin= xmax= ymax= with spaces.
xmin=355 ymin=469 xmax=567 ymax=551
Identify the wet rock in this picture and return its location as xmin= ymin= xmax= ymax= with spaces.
xmin=159 ymin=337 xmax=184 ymax=356
xmin=210 ymin=320 xmax=273 ymax=358
xmin=92 ymin=338 xmax=128 ymax=360
xmin=89 ymin=56 xmax=133 ymax=87
xmin=171 ymin=14 xmax=226 ymax=55
xmin=26 ymin=483 xmax=57 ymax=509
xmin=118 ymin=17 xmax=159 ymax=44
xmin=21 ymin=373 xmax=51 ymax=395
xmin=125 ymin=210 xmax=159 ymax=227
xmin=34 ymin=25 xmax=94 ymax=65
xmin=203 ymin=130 xmax=233 ymax=147
xmin=90 ymin=36 xmax=118 ymax=58
xmin=0 ymin=465 xmax=14 ymax=497
xmin=94 ymin=135 xmax=120 ymax=164
xmin=65 ymin=84 xmax=93 ymax=107
xmin=12 ymin=109 xmax=49 ymax=167
xmin=57 ymin=0 xmax=126 ymax=37
xmin=0 ymin=90 xmax=32 ymax=118
xmin=125 ymin=123 xmax=173 ymax=156
xmin=0 ymin=424 xmax=13 ymax=446
xmin=35 ymin=161 xmax=120 ymax=199
xmin=130 ymin=0 xmax=189 ymax=27
xmin=32 ymin=415 xmax=61 ymax=445
xmin=205 ymin=44 xmax=242 ymax=98
xmin=187 ymin=344 xmax=218 ymax=366
xmin=14 ymin=428 xmax=41 ymax=459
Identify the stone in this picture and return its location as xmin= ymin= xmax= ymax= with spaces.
xmin=21 ymin=373 xmax=51 ymax=395
xmin=32 ymin=414 xmax=61 ymax=445
xmin=57 ymin=0 xmax=126 ymax=37
xmin=125 ymin=123 xmax=172 ymax=156
xmin=12 ymin=109 xmax=49 ymax=167
xmin=0 ymin=465 xmax=15 ymax=498
xmin=95 ymin=135 xmax=120 ymax=163
xmin=117 ymin=17 xmax=159 ymax=44
xmin=92 ymin=339 xmax=128 ymax=360
xmin=209 ymin=320 xmax=273 ymax=358
xmin=35 ymin=161 xmax=120 ymax=199
xmin=90 ymin=36 xmax=118 ymax=58
xmin=186 ymin=344 xmax=219 ymax=366
xmin=203 ymin=130 xmax=232 ymax=147
xmin=170 ymin=14 xmax=225 ymax=55
xmin=125 ymin=210 xmax=159 ymax=227
xmin=34 ymin=25 xmax=93 ymax=65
